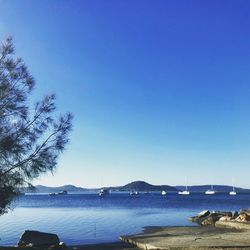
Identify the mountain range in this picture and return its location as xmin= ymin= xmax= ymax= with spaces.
xmin=28 ymin=181 xmax=250 ymax=193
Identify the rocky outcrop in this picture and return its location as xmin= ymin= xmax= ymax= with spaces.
xmin=201 ymin=213 xmax=223 ymax=225
xmin=219 ymin=215 xmax=232 ymax=222
xmin=232 ymin=210 xmax=239 ymax=219
xmin=188 ymin=210 xmax=232 ymax=225
xmin=189 ymin=209 xmax=250 ymax=227
xmin=197 ymin=210 xmax=210 ymax=218
xmin=188 ymin=210 xmax=210 ymax=223
xmin=216 ymin=220 xmax=250 ymax=230
xmin=18 ymin=230 xmax=65 ymax=248
xmin=235 ymin=213 xmax=250 ymax=222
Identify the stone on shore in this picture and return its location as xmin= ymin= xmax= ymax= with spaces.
xmin=215 ymin=220 xmax=250 ymax=230
xmin=219 ymin=215 xmax=232 ymax=222
xmin=240 ymin=209 xmax=250 ymax=216
xmin=198 ymin=210 xmax=210 ymax=218
xmin=188 ymin=209 xmax=250 ymax=231
xmin=188 ymin=210 xmax=231 ymax=225
xmin=17 ymin=230 xmax=64 ymax=248
xmin=235 ymin=213 xmax=250 ymax=222
xmin=232 ymin=210 xmax=239 ymax=219
xmin=187 ymin=210 xmax=210 ymax=224
xmin=201 ymin=213 xmax=224 ymax=225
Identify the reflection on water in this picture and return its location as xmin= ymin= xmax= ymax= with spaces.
xmin=0 ymin=192 xmax=249 ymax=246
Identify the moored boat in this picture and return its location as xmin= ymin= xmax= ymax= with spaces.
xmin=58 ymin=190 xmax=68 ymax=195
xmin=178 ymin=178 xmax=190 ymax=195
xmin=161 ymin=190 xmax=167 ymax=196
xmin=49 ymin=193 xmax=57 ymax=196
xmin=205 ymin=185 xmax=215 ymax=195
xmin=178 ymin=190 xmax=190 ymax=195
xmin=130 ymin=191 xmax=139 ymax=196
xmin=99 ymin=188 xmax=109 ymax=196
xmin=229 ymin=178 xmax=237 ymax=196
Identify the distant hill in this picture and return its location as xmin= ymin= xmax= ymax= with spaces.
xmin=23 ymin=182 xmax=250 ymax=194
xmin=120 ymin=181 xmax=177 ymax=192
xmin=30 ymin=185 xmax=88 ymax=193
xmin=175 ymin=185 xmax=250 ymax=193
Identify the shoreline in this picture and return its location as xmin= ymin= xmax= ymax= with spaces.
xmin=2 ymin=225 xmax=250 ymax=250
xmin=2 ymin=224 xmax=250 ymax=250
xmin=0 ymin=241 xmax=137 ymax=250
xmin=68 ymin=242 xmax=136 ymax=250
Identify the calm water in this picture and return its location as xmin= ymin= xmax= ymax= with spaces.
xmin=0 ymin=192 xmax=250 ymax=246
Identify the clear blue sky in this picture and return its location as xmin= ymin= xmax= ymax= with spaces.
xmin=1 ymin=0 xmax=250 ymax=188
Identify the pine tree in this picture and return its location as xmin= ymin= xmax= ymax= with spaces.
xmin=0 ymin=37 xmax=73 ymax=214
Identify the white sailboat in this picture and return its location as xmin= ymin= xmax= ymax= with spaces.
xmin=178 ymin=179 xmax=190 ymax=195
xmin=178 ymin=189 xmax=190 ymax=195
xmin=205 ymin=185 xmax=215 ymax=195
xmin=161 ymin=190 xmax=167 ymax=196
xmin=229 ymin=178 xmax=237 ymax=196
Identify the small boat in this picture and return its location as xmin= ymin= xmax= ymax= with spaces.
xmin=229 ymin=178 xmax=237 ymax=196
xmin=178 ymin=178 xmax=190 ymax=195
xmin=58 ymin=190 xmax=68 ymax=195
xmin=161 ymin=190 xmax=167 ymax=196
xmin=229 ymin=190 xmax=237 ymax=196
xmin=49 ymin=193 xmax=57 ymax=196
xmin=178 ymin=190 xmax=190 ymax=195
xmin=99 ymin=189 xmax=109 ymax=196
xmin=130 ymin=191 xmax=139 ymax=196
xmin=205 ymin=185 xmax=215 ymax=195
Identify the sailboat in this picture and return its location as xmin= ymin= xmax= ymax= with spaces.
xmin=161 ymin=190 xmax=167 ymax=196
xmin=205 ymin=185 xmax=215 ymax=195
xmin=178 ymin=179 xmax=190 ymax=195
xmin=229 ymin=178 xmax=237 ymax=196
xmin=178 ymin=189 xmax=190 ymax=195
xmin=99 ymin=188 xmax=109 ymax=196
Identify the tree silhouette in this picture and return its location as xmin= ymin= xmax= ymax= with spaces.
xmin=0 ymin=37 xmax=73 ymax=214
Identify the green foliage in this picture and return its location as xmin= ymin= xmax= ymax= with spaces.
xmin=0 ymin=37 xmax=73 ymax=214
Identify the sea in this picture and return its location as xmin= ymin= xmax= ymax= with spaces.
xmin=0 ymin=192 xmax=250 ymax=246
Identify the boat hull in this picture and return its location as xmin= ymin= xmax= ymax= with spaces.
xmin=178 ymin=191 xmax=190 ymax=195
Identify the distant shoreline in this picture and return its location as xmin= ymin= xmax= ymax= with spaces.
xmin=24 ymin=181 xmax=250 ymax=194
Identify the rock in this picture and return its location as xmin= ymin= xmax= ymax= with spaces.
xmin=235 ymin=213 xmax=250 ymax=222
xmin=201 ymin=213 xmax=224 ymax=225
xmin=187 ymin=216 xmax=200 ymax=222
xmin=198 ymin=210 xmax=210 ymax=218
xmin=201 ymin=215 xmax=215 ymax=225
xmin=187 ymin=210 xmax=210 ymax=224
xmin=240 ymin=209 xmax=250 ymax=216
xmin=219 ymin=216 xmax=232 ymax=222
xmin=232 ymin=211 xmax=239 ymax=219
xmin=212 ymin=211 xmax=232 ymax=217
xmin=18 ymin=230 xmax=60 ymax=247
xmin=189 ymin=210 xmax=235 ymax=226
xmin=216 ymin=220 xmax=250 ymax=230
